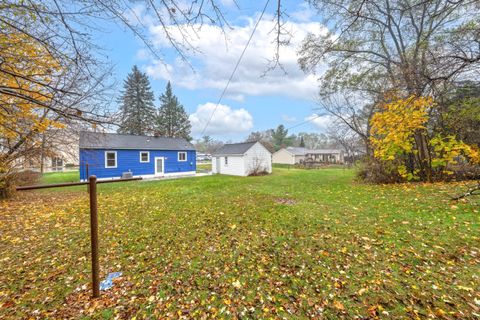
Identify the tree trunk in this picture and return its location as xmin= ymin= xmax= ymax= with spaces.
xmin=40 ymin=133 xmax=46 ymax=174
xmin=414 ymin=130 xmax=432 ymax=182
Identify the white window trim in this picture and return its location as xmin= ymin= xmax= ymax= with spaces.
xmin=105 ymin=151 xmax=117 ymax=168
xmin=140 ymin=151 xmax=150 ymax=163
xmin=224 ymin=156 xmax=228 ymax=165
xmin=178 ymin=151 xmax=187 ymax=162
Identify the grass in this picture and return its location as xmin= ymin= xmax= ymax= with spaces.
xmin=1 ymin=168 xmax=479 ymax=319
xmin=41 ymin=170 xmax=79 ymax=184
xmin=196 ymin=162 xmax=212 ymax=172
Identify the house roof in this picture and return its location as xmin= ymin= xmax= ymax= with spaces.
xmin=79 ymin=132 xmax=196 ymax=151
xmin=283 ymin=147 xmax=343 ymax=155
xmin=212 ymin=141 xmax=258 ymax=155
xmin=284 ymin=147 xmax=307 ymax=155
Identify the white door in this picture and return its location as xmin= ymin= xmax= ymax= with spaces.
xmin=155 ymin=157 xmax=164 ymax=176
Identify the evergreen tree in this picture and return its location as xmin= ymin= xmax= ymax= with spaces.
xmin=299 ymin=136 xmax=305 ymax=147
xmin=271 ymin=125 xmax=294 ymax=150
xmin=156 ymin=82 xmax=192 ymax=140
xmin=117 ymin=65 xmax=156 ymax=135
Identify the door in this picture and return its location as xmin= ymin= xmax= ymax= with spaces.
xmin=216 ymin=157 xmax=221 ymax=173
xmin=155 ymin=157 xmax=164 ymax=176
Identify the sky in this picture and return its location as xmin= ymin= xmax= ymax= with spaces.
xmin=95 ymin=0 xmax=332 ymax=141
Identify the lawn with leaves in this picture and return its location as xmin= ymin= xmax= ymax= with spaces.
xmin=1 ymin=168 xmax=479 ymax=319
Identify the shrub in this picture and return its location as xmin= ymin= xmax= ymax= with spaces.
xmin=0 ymin=169 xmax=41 ymax=199
xmin=356 ymin=159 xmax=404 ymax=184
xmin=16 ymin=170 xmax=41 ymax=186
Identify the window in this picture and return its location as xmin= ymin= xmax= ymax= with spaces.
xmin=140 ymin=151 xmax=149 ymax=163
xmin=52 ymin=157 xmax=63 ymax=171
xmin=224 ymin=156 xmax=228 ymax=165
xmin=105 ymin=151 xmax=117 ymax=168
xmin=178 ymin=152 xmax=187 ymax=162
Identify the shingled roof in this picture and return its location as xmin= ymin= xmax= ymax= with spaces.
xmin=79 ymin=132 xmax=195 ymax=151
xmin=212 ymin=141 xmax=258 ymax=155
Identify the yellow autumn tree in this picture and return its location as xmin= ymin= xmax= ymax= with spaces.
xmin=370 ymin=95 xmax=479 ymax=182
xmin=0 ymin=13 xmax=64 ymax=196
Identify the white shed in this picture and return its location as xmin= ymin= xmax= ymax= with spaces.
xmin=212 ymin=141 xmax=272 ymax=176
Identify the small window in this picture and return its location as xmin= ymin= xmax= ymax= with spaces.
xmin=105 ymin=151 xmax=117 ymax=168
xmin=224 ymin=156 xmax=228 ymax=165
xmin=52 ymin=157 xmax=63 ymax=171
xmin=52 ymin=157 xmax=63 ymax=168
xmin=140 ymin=151 xmax=149 ymax=163
xmin=178 ymin=152 xmax=187 ymax=162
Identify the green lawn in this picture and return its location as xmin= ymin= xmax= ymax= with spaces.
xmin=41 ymin=170 xmax=79 ymax=184
xmin=1 ymin=168 xmax=478 ymax=319
xmin=196 ymin=162 xmax=212 ymax=172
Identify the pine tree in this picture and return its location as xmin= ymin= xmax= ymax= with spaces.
xmin=156 ymin=82 xmax=192 ymax=140
xmin=299 ymin=136 xmax=305 ymax=147
xmin=117 ymin=65 xmax=156 ymax=135
xmin=272 ymin=125 xmax=292 ymax=150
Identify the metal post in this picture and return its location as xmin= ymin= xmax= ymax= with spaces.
xmin=89 ymin=175 xmax=100 ymax=298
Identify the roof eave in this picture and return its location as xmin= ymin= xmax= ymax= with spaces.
xmin=80 ymin=146 xmax=195 ymax=151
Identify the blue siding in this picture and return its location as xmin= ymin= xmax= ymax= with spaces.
xmin=79 ymin=149 xmax=196 ymax=180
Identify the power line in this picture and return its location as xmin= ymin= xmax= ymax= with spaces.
xmin=200 ymin=0 xmax=271 ymax=136
xmin=286 ymin=113 xmax=326 ymax=131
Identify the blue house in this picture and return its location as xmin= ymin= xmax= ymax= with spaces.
xmin=79 ymin=132 xmax=196 ymax=181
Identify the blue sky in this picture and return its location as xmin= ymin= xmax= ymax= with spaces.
xmin=95 ymin=1 xmax=331 ymax=141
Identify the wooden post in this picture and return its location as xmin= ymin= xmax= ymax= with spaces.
xmin=89 ymin=175 xmax=100 ymax=298
xmin=86 ymin=162 xmax=90 ymax=192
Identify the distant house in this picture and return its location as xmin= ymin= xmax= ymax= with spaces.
xmin=273 ymin=147 xmax=344 ymax=165
xmin=16 ymin=129 xmax=79 ymax=172
xmin=212 ymin=141 xmax=272 ymax=176
xmin=79 ymin=132 xmax=196 ymax=181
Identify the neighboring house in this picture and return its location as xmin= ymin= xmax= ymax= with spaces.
xmin=212 ymin=141 xmax=272 ymax=176
xmin=79 ymin=132 xmax=196 ymax=181
xmin=16 ymin=129 xmax=79 ymax=172
xmin=273 ymin=147 xmax=344 ymax=165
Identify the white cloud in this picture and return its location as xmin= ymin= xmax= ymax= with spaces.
xmin=225 ymin=93 xmax=245 ymax=103
xmin=144 ymin=15 xmax=327 ymax=100
xmin=306 ymin=114 xmax=334 ymax=132
xmin=291 ymin=3 xmax=315 ymax=22
xmin=135 ymin=48 xmax=152 ymax=61
xmin=189 ymin=102 xmax=253 ymax=135
xmin=281 ymin=114 xmax=297 ymax=122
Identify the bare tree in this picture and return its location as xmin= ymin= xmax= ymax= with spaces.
xmin=299 ymin=0 xmax=480 ymax=179
xmin=300 ymin=0 xmax=480 ymax=98
xmin=327 ymin=122 xmax=365 ymax=165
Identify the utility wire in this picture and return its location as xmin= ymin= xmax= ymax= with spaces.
xmin=200 ymin=0 xmax=271 ymax=136
xmin=286 ymin=113 xmax=326 ymax=131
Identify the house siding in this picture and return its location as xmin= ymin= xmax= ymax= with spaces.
xmin=294 ymin=155 xmax=305 ymax=163
xmin=212 ymin=155 xmax=244 ymax=176
xmin=244 ymin=142 xmax=272 ymax=175
xmin=79 ymin=149 xmax=196 ymax=180
xmin=272 ymin=149 xmax=295 ymax=165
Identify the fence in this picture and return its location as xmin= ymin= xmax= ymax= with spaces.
xmin=16 ymin=175 xmax=142 ymax=298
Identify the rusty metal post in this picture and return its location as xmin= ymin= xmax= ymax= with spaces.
xmin=89 ymin=175 xmax=100 ymax=298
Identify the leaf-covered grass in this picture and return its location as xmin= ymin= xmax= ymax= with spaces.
xmin=1 ymin=168 xmax=479 ymax=319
